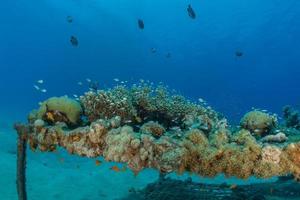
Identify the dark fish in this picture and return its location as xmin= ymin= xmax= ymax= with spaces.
xmin=138 ymin=19 xmax=144 ymax=29
xmin=67 ymin=16 xmax=73 ymax=23
xmin=235 ymin=51 xmax=243 ymax=57
xmin=166 ymin=53 xmax=171 ymax=58
xmin=187 ymin=4 xmax=196 ymax=19
xmin=70 ymin=36 xmax=78 ymax=47
xmin=151 ymin=48 xmax=156 ymax=53
xmin=89 ymin=81 xmax=99 ymax=91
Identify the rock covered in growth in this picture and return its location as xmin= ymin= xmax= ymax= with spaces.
xmin=17 ymin=83 xmax=300 ymax=181
xmin=185 ymin=129 xmax=209 ymax=146
xmin=36 ymin=96 xmax=83 ymax=126
xmin=261 ymin=132 xmax=288 ymax=143
xmin=140 ymin=121 xmax=166 ymax=138
xmin=240 ymin=111 xmax=277 ymax=136
xmin=21 ymin=111 xmax=300 ymax=180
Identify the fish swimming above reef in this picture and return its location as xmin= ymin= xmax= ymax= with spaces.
xmin=70 ymin=36 xmax=78 ymax=47
xmin=151 ymin=48 xmax=157 ymax=53
xmin=187 ymin=4 xmax=196 ymax=19
xmin=89 ymin=81 xmax=99 ymax=91
xmin=138 ymin=19 xmax=144 ymax=29
xmin=235 ymin=51 xmax=243 ymax=57
xmin=67 ymin=16 xmax=73 ymax=23
xmin=166 ymin=52 xmax=171 ymax=58
xmin=33 ymin=85 xmax=40 ymax=91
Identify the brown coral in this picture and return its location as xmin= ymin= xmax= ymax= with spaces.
xmin=240 ymin=111 xmax=277 ymax=136
xmin=140 ymin=121 xmax=166 ymax=138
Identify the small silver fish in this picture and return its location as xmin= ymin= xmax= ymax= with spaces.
xmin=198 ymin=98 xmax=205 ymax=103
xmin=113 ymin=78 xmax=119 ymax=82
xmin=86 ymin=78 xmax=91 ymax=83
xmin=37 ymin=80 xmax=44 ymax=84
xmin=73 ymin=94 xmax=78 ymax=98
xmin=33 ymin=85 xmax=40 ymax=90
xmin=78 ymin=82 xmax=83 ymax=86
xmin=41 ymin=89 xmax=47 ymax=93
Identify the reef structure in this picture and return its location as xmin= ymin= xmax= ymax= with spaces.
xmin=15 ymin=83 xmax=300 ymax=182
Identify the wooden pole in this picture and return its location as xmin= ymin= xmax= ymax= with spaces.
xmin=14 ymin=124 xmax=28 ymax=200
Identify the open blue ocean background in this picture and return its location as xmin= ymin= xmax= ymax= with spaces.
xmin=1 ymin=0 xmax=300 ymax=124
xmin=0 ymin=0 xmax=300 ymax=199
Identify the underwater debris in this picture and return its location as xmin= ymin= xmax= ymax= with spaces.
xmin=120 ymin=176 xmax=300 ymax=200
xmin=14 ymin=123 xmax=29 ymax=200
xmin=66 ymin=15 xmax=73 ymax=23
xmin=137 ymin=19 xmax=144 ymax=29
xmin=70 ymin=36 xmax=78 ymax=47
xmin=15 ymin=83 xmax=300 ymax=181
xmin=187 ymin=4 xmax=196 ymax=19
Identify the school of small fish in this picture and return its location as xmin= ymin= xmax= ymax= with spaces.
xmin=33 ymin=80 xmax=47 ymax=93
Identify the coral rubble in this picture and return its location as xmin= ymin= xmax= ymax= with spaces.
xmin=15 ymin=83 xmax=300 ymax=180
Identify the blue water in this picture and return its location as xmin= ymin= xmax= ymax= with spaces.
xmin=0 ymin=1 xmax=300 ymax=199
xmin=1 ymin=0 xmax=300 ymax=123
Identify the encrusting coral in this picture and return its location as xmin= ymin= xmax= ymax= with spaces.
xmin=240 ymin=110 xmax=277 ymax=137
xmin=33 ymin=96 xmax=83 ymax=127
xmin=15 ymin=83 xmax=300 ymax=180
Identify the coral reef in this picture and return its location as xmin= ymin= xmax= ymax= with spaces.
xmin=240 ymin=110 xmax=277 ymax=137
xmin=14 ymin=83 xmax=300 ymax=181
xmin=140 ymin=121 xmax=165 ymax=138
xmin=80 ymin=84 xmax=220 ymax=131
xmin=34 ymin=96 xmax=83 ymax=127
